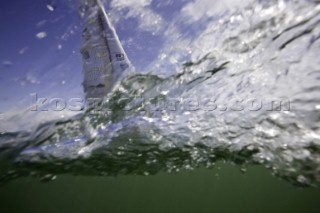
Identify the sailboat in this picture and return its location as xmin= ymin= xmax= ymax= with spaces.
xmin=0 ymin=0 xmax=134 ymax=180
xmin=80 ymin=0 xmax=131 ymax=99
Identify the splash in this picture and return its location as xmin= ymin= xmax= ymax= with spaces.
xmin=1 ymin=0 xmax=320 ymax=186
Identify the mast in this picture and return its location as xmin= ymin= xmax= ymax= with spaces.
xmin=80 ymin=0 xmax=131 ymax=99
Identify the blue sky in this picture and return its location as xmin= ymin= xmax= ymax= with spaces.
xmin=0 ymin=0 xmax=195 ymax=113
xmin=0 ymin=0 xmax=250 ymax=131
xmin=0 ymin=0 xmax=84 ymax=111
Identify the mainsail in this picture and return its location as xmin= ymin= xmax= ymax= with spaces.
xmin=80 ymin=0 xmax=131 ymax=99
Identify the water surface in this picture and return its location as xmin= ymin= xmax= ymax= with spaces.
xmin=0 ymin=0 xmax=320 ymax=188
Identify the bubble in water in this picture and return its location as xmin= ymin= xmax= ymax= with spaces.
xmin=39 ymin=174 xmax=57 ymax=182
xmin=297 ymin=175 xmax=309 ymax=185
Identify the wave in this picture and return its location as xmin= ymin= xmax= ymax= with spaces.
xmin=1 ymin=0 xmax=320 ymax=186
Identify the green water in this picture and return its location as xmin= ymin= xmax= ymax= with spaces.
xmin=1 ymin=163 xmax=319 ymax=213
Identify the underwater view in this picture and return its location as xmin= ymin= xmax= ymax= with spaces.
xmin=1 ymin=0 xmax=320 ymax=212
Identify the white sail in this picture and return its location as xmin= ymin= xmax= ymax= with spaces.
xmin=80 ymin=0 xmax=131 ymax=99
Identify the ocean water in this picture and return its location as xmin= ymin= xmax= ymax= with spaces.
xmin=0 ymin=164 xmax=319 ymax=213
xmin=0 ymin=0 xmax=320 ymax=211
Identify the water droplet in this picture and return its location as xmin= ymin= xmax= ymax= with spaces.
xmin=161 ymin=90 xmax=169 ymax=95
xmin=36 ymin=32 xmax=47 ymax=39
xmin=2 ymin=60 xmax=13 ymax=68
xmin=19 ymin=47 xmax=28 ymax=54
xmin=47 ymin=4 xmax=55 ymax=12
xmin=36 ymin=20 xmax=47 ymax=27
